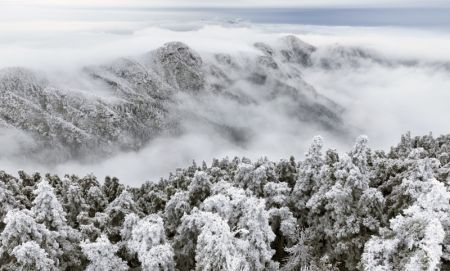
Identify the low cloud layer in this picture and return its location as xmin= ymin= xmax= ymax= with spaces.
xmin=1 ymin=17 xmax=450 ymax=185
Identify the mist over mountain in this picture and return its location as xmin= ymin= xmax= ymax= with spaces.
xmin=0 ymin=35 xmax=345 ymax=162
xmin=2 ymin=22 xmax=450 ymax=183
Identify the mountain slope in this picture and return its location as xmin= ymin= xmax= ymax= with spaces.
xmin=0 ymin=36 xmax=347 ymax=163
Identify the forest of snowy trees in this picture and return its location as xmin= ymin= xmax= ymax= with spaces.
xmin=0 ymin=132 xmax=449 ymax=270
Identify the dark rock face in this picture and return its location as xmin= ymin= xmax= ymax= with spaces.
xmin=152 ymin=42 xmax=205 ymax=92
xmin=0 ymin=36 xmax=350 ymax=163
xmin=278 ymin=35 xmax=316 ymax=66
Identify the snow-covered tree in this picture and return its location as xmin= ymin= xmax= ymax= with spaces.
xmin=238 ymin=196 xmax=277 ymax=270
xmin=264 ymin=181 xmax=291 ymax=208
xmin=389 ymin=132 xmax=413 ymax=159
xmin=188 ymin=171 xmax=212 ymax=206
xmin=126 ymin=214 xmax=166 ymax=254
xmin=106 ymin=190 xmax=139 ymax=219
xmin=29 ymin=180 xmax=84 ymax=269
xmin=319 ymin=152 xmax=383 ymax=269
xmin=195 ymin=212 xmax=247 ymax=271
xmin=233 ymin=158 xmax=275 ymax=197
xmin=81 ymin=234 xmax=128 ymax=271
xmin=0 ymin=182 xmax=19 ymax=227
xmin=105 ymin=190 xmax=140 ymax=241
xmin=174 ymin=209 xmax=246 ymax=271
xmin=283 ymin=229 xmax=314 ymax=271
xmin=0 ymin=209 xmax=60 ymax=267
xmin=200 ymin=181 xmax=276 ymax=270
xmin=291 ymin=136 xmax=324 ymax=220
xmin=124 ymin=214 xmax=175 ymax=270
xmin=11 ymin=241 xmax=56 ymax=271
xmin=289 ymin=137 xmax=384 ymax=270
xmin=349 ymin=135 xmax=370 ymax=174
xmin=164 ymin=191 xmax=191 ymax=237
xmin=269 ymin=207 xmax=297 ymax=262
xmin=275 ymin=156 xmax=298 ymax=188
xmin=62 ymin=182 xmax=87 ymax=227
xmin=173 ymin=208 xmax=208 ymax=270
xmin=140 ymin=243 xmax=175 ymax=271
xmin=85 ymin=185 xmax=108 ymax=217
xmin=121 ymin=213 xmax=140 ymax=242
xmin=201 ymin=181 xmax=246 ymax=226
xmin=362 ymin=159 xmax=450 ymax=271
xmin=31 ymin=180 xmax=67 ymax=230
xmin=138 ymin=186 xmax=168 ymax=214
xmin=102 ymin=176 xmax=124 ymax=203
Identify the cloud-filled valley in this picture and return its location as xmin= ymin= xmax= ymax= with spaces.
xmin=1 ymin=17 xmax=450 ymax=185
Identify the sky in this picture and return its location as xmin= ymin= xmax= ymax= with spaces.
xmin=1 ymin=0 xmax=449 ymax=8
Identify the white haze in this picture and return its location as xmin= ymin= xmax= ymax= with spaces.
xmin=1 ymin=17 xmax=450 ymax=185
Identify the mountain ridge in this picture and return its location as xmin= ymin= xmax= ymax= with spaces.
xmin=0 ymin=36 xmax=349 ymax=163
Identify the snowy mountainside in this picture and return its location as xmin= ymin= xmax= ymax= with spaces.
xmin=0 ymin=35 xmax=381 ymax=162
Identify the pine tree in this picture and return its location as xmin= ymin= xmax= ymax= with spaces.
xmin=174 ymin=209 xmax=246 ymax=271
xmin=264 ymin=181 xmax=291 ymax=208
xmin=164 ymin=191 xmax=191 ymax=237
xmin=188 ymin=171 xmax=212 ymax=206
xmin=291 ymin=136 xmax=324 ymax=221
xmin=0 ymin=182 xmax=19 ymax=229
xmin=289 ymin=136 xmax=384 ymax=270
xmin=238 ymin=196 xmax=277 ymax=270
xmin=269 ymin=207 xmax=297 ymax=263
xmin=11 ymin=241 xmax=56 ymax=271
xmin=0 ymin=209 xmax=60 ymax=267
xmin=81 ymin=235 xmax=128 ymax=271
xmin=62 ymin=182 xmax=87 ymax=227
xmin=200 ymin=181 xmax=277 ymax=270
xmin=195 ymin=211 xmax=247 ymax=271
xmin=102 ymin=176 xmax=124 ymax=203
xmin=318 ymin=139 xmax=383 ymax=269
xmin=105 ymin=190 xmax=141 ymax=242
xmin=362 ymin=159 xmax=450 ymax=271
xmin=31 ymin=180 xmax=67 ymax=230
xmin=85 ymin=185 xmax=108 ymax=217
xmin=124 ymin=214 xmax=175 ymax=270
xmin=140 ymin=243 xmax=175 ymax=271
xmin=234 ymin=158 xmax=274 ymax=197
